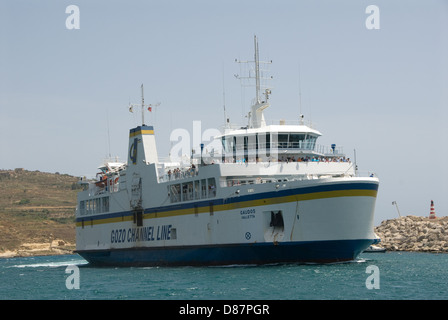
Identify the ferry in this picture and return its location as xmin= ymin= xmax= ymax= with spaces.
xmin=75 ymin=37 xmax=379 ymax=266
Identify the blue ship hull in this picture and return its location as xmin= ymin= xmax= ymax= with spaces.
xmin=76 ymin=239 xmax=375 ymax=267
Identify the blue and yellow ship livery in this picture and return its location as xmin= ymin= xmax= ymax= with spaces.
xmin=75 ymin=38 xmax=379 ymax=266
xmin=75 ymin=122 xmax=379 ymax=267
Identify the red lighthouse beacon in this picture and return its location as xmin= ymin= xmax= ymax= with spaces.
xmin=429 ymin=200 xmax=437 ymax=219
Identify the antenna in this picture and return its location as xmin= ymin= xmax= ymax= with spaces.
xmin=128 ymin=84 xmax=161 ymax=126
xmin=234 ymin=35 xmax=273 ymax=105
xmin=254 ymin=35 xmax=260 ymax=103
xmin=298 ymin=63 xmax=303 ymax=118
xmin=392 ymin=201 xmax=402 ymax=218
xmin=222 ymin=63 xmax=228 ymax=128
xmin=140 ymin=84 xmax=145 ymax=125
xmin=234 ymin=35 xmax=273 ymax=128
xmin=106 ymin=107 xmax=111 ymax=158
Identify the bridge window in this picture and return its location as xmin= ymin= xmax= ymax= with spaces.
xmin=278 ymin=134 xmax=288 ymax=148
xmin=194 ymin=180 xmax=200 ymax=200
xmin=168 ymin=178 xmax=217 ymax=203
xmin=169 ymin=184 xmax=181 ymax=203
xmin=208 ymin=178 xmax=216 ymax=197
xmin=79 ymin=201 xmax=85 ymax=215
xmin=78 ymin=196 xmax=109 ymax=215
xmin=305 ymin=136 xmax=317 ymax=150
xmin=289 ymin=134 xmax=305 ymax=148
xmin=102 ymin=197 xmax=110 ymax=212
xmin=201 ymin=179 xmax=207 ymax=198
xmin=221 ymin=137 xmax=227 ymax=153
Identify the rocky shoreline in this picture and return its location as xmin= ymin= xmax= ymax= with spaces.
xmin=374 ymin=215 xmax=448 ymax=253
xmin=0 ymin=240 xmax=75 ymax=258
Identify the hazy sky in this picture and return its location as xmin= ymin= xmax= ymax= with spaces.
xmin=1 ymin=0 xmax=447 ymax=225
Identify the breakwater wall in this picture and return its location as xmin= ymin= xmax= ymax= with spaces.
xmin=374 ymin=216 xmax=448 ymax=252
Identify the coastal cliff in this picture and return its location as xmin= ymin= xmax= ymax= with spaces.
xmin=374 ymin=215 xmax=448 ymax=253
xmin=0 ymin=169 xmax=78 ymax=258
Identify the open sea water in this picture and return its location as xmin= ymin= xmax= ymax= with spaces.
xmin=0 ymin=252 xmax=447 ymax=301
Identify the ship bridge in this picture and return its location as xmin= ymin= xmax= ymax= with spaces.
xmin=215 ymin=121 xmax=345 ymax=164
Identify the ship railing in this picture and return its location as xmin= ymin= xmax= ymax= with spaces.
xmin=222 ymin=142 xmax=344 ymax=156
xmin=222 ymin=172 xmax=355 ymax=187
xmin=266 ymin=119 xmax=317 ymax=128
xmin=86 ymin=178 xmax=120 ymax=196
xmin=218 ymin=156 xmax=351 ymax=165
xmin=355 ymin=171 xmax=378 ymax=178
xmin=158 ymin=166 xmax=199 ymax=183
xmin=274 ymin=143 xmax=344 ymax=156
xmin=220 ymin=119 xmax=317 ymax=131
xmin=157 ymin=157 xmax=353 ymax=183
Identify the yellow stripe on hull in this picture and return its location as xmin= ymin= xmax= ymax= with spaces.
xmin=76 ymin=189 xmax=377 ymax=227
